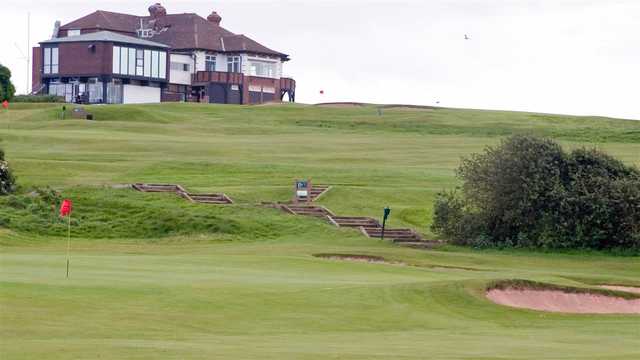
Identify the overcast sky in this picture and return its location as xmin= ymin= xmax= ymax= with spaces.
xmin=1 ymin=0 xmax=639 ymax=119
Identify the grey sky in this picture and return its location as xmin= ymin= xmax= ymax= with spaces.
xmin=1 ymin=0 xmax=639 ymax=119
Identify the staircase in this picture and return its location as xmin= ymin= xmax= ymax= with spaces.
xmin=295 ymin=185 xmax=331 ymax=202
xmin=360 ymin=227 xmax=423 ymax=243
xmin=328 ymin=216 xmax=380 ymax=228
xmin=132 ymin=183 xmax=233 ymax=205
xmin=281 ymin=204 xmax=335 ymax=218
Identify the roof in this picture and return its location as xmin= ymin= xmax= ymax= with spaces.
xmin=41 ymin=31 xmax=170 ymax=48
xmin=57 ymin=9 xmax=288 ymax=59
xmin=59 ymin=10 xmax=139 ymax=34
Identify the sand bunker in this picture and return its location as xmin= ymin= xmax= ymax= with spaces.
xmin=599 ymin=285 xmax=640 ymax=295
xmin=315 ymin=102 xmax=366 ymax=108
xmin=487 ymin=287 xmax=640 ymax=314
xmin=313 ymin=254 xmax=402 ymax=265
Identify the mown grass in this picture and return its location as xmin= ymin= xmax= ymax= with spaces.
xmin=0 ymin=103 xmax=638 ymax=359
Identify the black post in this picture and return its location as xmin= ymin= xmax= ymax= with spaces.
xmin=381 ymin=207 xmax=391 ymax=240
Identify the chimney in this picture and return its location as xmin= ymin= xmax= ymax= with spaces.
xmin=207 ymin=11 xmax=222 ymax=25
xmin=148 ymin=3 xmax=167 ymax=18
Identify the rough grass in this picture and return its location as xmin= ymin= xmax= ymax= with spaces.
xmin=0 ymin=103 xmax=639 ymax=359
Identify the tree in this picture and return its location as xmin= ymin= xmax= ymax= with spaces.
xmin=0 ymin=63 xmax=16 ymax=101
xmin=0 ymin=148 xmax=16 ymax=195
xmin=431 ymin=135 xmax=640 ymax=252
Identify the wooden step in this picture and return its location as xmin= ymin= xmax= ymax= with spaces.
xmin=132 ymin=183 xmax=233 ymax=205
xmin=295 ymin=185 xmax=331 ymax=202
xmin=396 ymin=241 xmax=442 ymax=249
xmin=132 ymin=183 xmax=185 ymax=193
xmin=329 ymin=216 xmax=381 ymax=228
xmin=283 ymin=205 xmax=333 ymax=217
xmin=186 ymin=193 xmax=233 ymax=204
xmin=361 ymin=227 xmax=422 ymax=241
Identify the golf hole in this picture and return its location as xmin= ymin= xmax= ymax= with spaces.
xmin=486 ymin=281 xmax=640 ymax=314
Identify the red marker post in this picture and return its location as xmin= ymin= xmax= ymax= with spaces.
xmin=59 ymin=199 xmax=73 ymax=278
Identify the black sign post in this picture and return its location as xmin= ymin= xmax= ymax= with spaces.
xmin=381 ymin=207 xmax=391 ymax=240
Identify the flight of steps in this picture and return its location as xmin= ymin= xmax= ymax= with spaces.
xmin=132 ymin=183 xmax=233 ymax=205
xmin=295 ymin=185 xmax=331 ymax=202
xmin=359 ymin=226 xmax=423 ymax=243
xmin=132 ymin=183 xmax=187 ymax=193
xmin=281 ymin=204 xmax=335 ymax=218
xmin=328 ymin=216 xmax=380 ymax=228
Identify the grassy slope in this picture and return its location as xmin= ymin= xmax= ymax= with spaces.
xmin=0 ymin=103 xmax=639 ymax=359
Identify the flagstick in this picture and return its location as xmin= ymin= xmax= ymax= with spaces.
xmin=66 ymin=213 xmax=71 ymax=278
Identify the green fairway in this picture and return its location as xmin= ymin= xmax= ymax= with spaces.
xmin=0 ymin=103 xmax=639 ymax=359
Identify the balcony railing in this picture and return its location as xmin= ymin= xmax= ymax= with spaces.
xmin=193 ymin=71 xmax=296 ymax=92
xmin=192 ymin=71 xmax=244 ymax=85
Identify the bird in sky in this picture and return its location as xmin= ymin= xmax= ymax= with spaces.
xmin=464 ymin=34 xmax=470 ymax=40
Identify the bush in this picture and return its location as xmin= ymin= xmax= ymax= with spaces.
xmin=12 ymin=95 xmax=65 ymax=103
xmin=0 ymin=64 xmax=16 ymax=101
xmin=0 ymin=149 xmax=16 ymax=195
xmin=431 ymin=135 xmax=640 ymax=252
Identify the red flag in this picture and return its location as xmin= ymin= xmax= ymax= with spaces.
xmin=1 ymin=100 xmax=8 ymax=109
xmin=60 ymin=199 xmax=73 ymax=217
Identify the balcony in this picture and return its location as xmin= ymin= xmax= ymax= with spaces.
xmin=192 ymin=71 xmax=244 ymax=85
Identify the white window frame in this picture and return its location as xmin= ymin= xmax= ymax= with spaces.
xmin=227 ymin=56 xmax=241 ymax=73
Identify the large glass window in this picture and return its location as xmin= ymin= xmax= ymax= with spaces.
xmin=136 ymin=49 xmax=144 ymax=76
xmin=205 ymin=55 xmax=216 ymax=71
xmin=120 ymin=47 xmax=128 ymax=75
xmin=227 ymin=56 xmax=241 ymax=73
xmin=51 ymin=48 xmax=59 ymax=74
xmin=43 ymin=47 xmax=59 ymax=74
xmin=144 ymin=50 xmax=151 ymax=77
xmin=44 ymin=48 xmax=51 ymax=74
xmin=112 ymin=46 xmax=120 ymax=74
xmin=128 ymin=48 xmax=136 ymax=75
xmin=151 ymin=51 xmax=159 ymax=78
xmin=249 ymin=60 xmax=276 ymax=78
xmin=158 ymin=52 xmax=166 ymax=79
xmin=110 ymin=46 xmax=166 ymax=79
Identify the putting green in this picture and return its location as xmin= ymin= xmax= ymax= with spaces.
xmin=0 ymin=103 xmax=638 ymax=359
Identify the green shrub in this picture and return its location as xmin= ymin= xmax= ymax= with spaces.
xmin=431 ymin=135 xmax=640 ymax=252
xmin=0 ymin=64 xmax=16 ymax=101
xmin=0 ymin=149 xmax=16 ymax=195
xmin=12 ymin=95 xmax=65 ymax=103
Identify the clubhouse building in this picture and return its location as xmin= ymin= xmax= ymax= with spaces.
xmin=32 ymin=3 xmax=296 ymax=105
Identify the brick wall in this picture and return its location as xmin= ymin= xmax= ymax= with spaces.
xmin=57 ymin=42 xmax=112 ymax=76
xmin=243 ymin=76 xmax=282 ymax=104
xmin=31 ymin=47 xmax=42 ymax=93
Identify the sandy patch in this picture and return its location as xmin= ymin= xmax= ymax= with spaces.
xmin=313 ymin=253 xmax=403 ymax=265
xmin=315 ymin=102 xmax=366 ymax=108
xmin=599 ymin=285 xmax=640 ymax=295
xmin=487 ymin=288 xmax=640 ymax=314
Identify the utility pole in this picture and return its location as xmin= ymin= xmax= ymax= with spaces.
xmin=27 ymin=12 xmax=31 ymax=94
